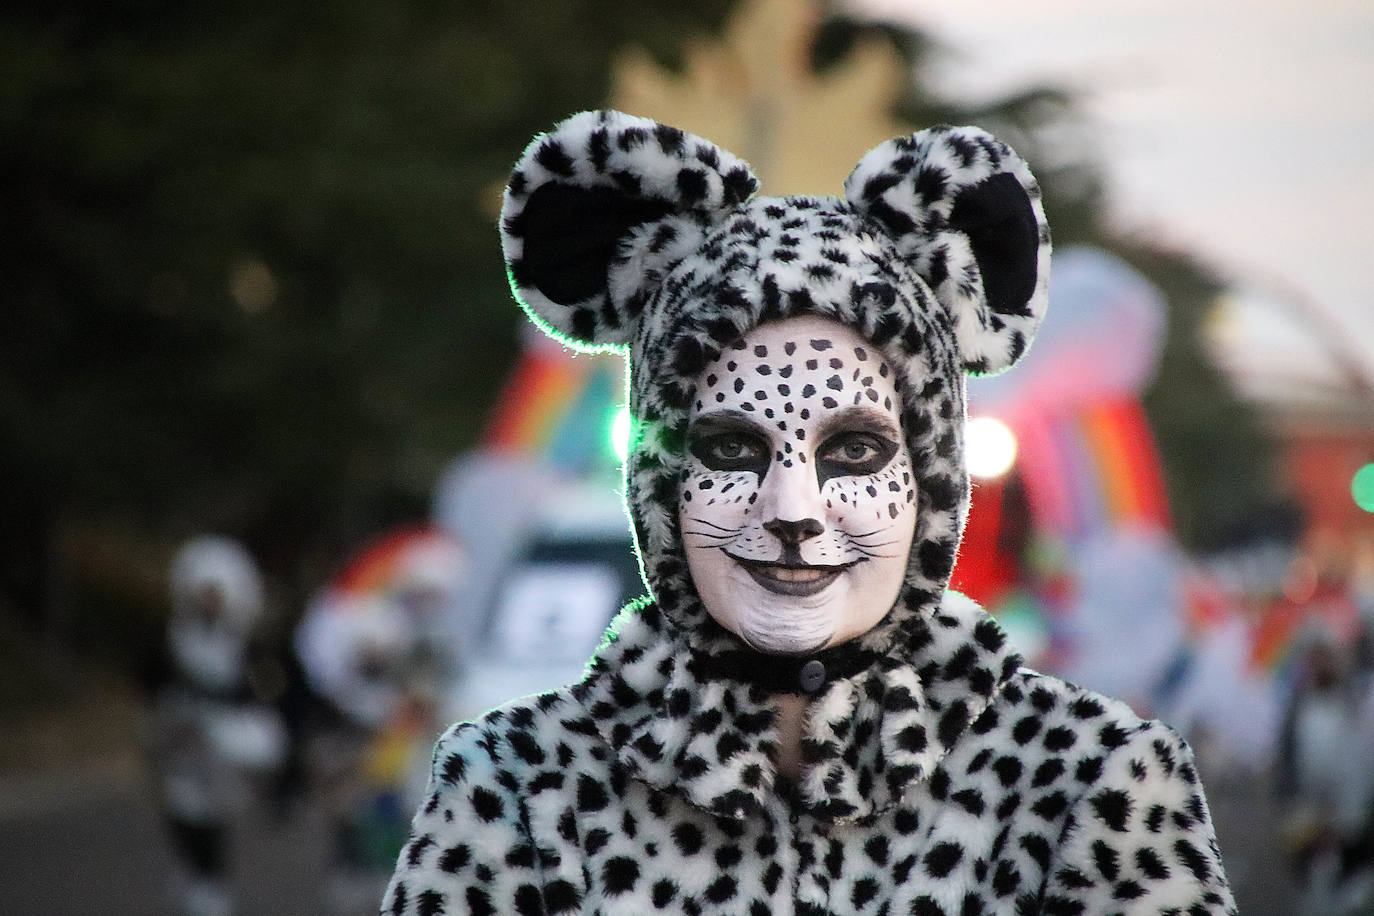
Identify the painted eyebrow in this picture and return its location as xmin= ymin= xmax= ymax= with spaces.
xmin=686 ymin=409 xmax=771 ymax=439
xmin=813 ymin=406 xmax=902 ymax=443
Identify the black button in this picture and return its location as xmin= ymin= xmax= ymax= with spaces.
xmin=799 ymin=659 xmax=826 ymax=693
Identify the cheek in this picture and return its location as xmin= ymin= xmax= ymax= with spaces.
xmin=678 ymin=465 xmax=762 ymax=524
xmin=822 ymin=454 xmax=918 ymax=528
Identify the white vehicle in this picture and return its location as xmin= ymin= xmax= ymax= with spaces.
xmin=447 ymin=482 xmax=644 ymax=721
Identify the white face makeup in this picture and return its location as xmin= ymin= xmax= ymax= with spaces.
xmin=679 ymin=314 xmax=918 ymax=655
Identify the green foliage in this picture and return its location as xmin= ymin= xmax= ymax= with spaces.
xmin=0 ymin=0 xmax=738 ymax=629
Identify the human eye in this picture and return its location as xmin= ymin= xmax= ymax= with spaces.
xmin=691 ymin=432 xmax=767 ymax=473
xmin=707 ymin=436 xmax=753 ymax=460
xmin=837 ymin=439 xmax=879 ymax=462
xmin=817 ymin=431 xmax=897 ymax=477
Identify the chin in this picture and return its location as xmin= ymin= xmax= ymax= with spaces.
xmin=739 ymin=625 xmax=832 ymax=656
xmin=736 ymin=593 xmax=837 ymax=655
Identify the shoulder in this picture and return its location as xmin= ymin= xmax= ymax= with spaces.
xmin=386 ymin=693 xmax=591 ymax=914
xmin=1005 ymin=667 xmax=1189 ymax=754
xmin=1005 ymin=673 xmax=1235 ymax=910
xmin=1001 ymin=667 xmax=1149 ymax=731
xmin=427 ymin=687 xmax=594 ymax=799
xmin=995 ymin=667 xmax=1198 ymax=783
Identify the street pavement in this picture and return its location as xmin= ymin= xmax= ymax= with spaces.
xmin=0 ymin=754 xmax=335 ymax=915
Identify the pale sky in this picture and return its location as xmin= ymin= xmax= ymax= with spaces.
xmin=848 ymin=0 xmax=1374 ymax=383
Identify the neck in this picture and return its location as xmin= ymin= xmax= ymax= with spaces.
xmin=772 ymin=692 xmax=810 ymax=783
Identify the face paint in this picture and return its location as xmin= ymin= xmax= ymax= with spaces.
xmin=679 ymin=314 xmax=918 ymax=655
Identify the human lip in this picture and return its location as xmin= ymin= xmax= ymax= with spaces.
xmin=727 ymin=555 xmax=853 ymax=597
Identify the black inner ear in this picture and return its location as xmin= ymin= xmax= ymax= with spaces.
xmin=511 ymin=183 xmax=675 ymax=306
xmin=946 ymin=172 xmax=1039 ymax=317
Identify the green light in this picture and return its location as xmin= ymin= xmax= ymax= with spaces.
xmin=1354 ymin=463 xmax=1374 ymax=513
xmin=611 ymin=407 xmax=632 ymax=464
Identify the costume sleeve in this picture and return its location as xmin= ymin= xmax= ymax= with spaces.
xmin=380 ymin=721 xmax=548 ymax=915
xmin=1041 ymin=720 xmax=1237 ymax=914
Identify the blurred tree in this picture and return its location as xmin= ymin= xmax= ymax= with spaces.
xmin=0 ymin=0 xmax=738 ymax=650
xmin=1122 ymin=243 xmax=1283 ymax=551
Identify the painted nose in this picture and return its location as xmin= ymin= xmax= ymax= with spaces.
xmin=763 ymin=517 xmax=824 ymax=544
xmin=759 ymin=458 xmax=827 ymax=546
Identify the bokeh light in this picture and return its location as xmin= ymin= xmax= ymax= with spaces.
xmin=1353 ymin=463 xmax=1374 ymax=513
xmin=228 ymin=257 xmax=277 ymax=313
xmin=611 ymin=406 xmax=632 ymax=465
xmin=966 ymin=416 xmax=1017 ymax=479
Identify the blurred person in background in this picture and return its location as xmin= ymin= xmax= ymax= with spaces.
xmin=143 ymin=535 xmax=288 ymax=916
xmin=381 ymin=110 xmax=1235 ymax=913
xmin=1276 ymin=618 xmax=1374 ymax=915
xmin=1351 ymin=536 xmax=1374 ymax=672
xmin=293 ymin=528 xmax=463 ymax=914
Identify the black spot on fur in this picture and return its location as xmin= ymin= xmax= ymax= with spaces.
xmin=924 ymin=842 xmax=963 ymax=878
xmin=471 ymin=786 xmax=504 ymax=822
xmin=1090 ymin=788 xmax=1132 ymax=832
xmin=677 ymin=168 xmax=709 ymax=205
xmin=535 ymin=139 xmax=575 ymax=177
xmin=602 ymin=856 xmax=640 ymax=894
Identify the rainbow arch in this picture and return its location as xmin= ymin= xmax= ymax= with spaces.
xmin=483 ymin=340 xmax=625 ymax=474
xmin=1010 ymin=396 xmax=1171 ymax=542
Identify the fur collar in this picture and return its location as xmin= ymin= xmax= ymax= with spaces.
xmin=573 ymin=590 xmax=1022 ymax=824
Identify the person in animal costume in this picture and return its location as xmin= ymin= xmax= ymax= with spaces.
xmin=149 ymin=535 xmax=286 ymax=916
xmin=383 ymin=110 xmax=1236 ymax=914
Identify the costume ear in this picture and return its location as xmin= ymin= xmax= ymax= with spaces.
xmin=501 ymin=110 xmax=758 ymax=350
xmin=844 ymin=126 xmax=1050 ymax=375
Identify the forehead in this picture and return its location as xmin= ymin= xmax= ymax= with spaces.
xmin=692 ymin=315 xmax=901 ymax=419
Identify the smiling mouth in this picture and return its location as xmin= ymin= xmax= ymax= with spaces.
xmin=727 ymin=554 xmax=854 ymax=597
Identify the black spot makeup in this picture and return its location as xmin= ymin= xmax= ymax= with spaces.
xmin=678 ymin=314 xmax=919 ymax=655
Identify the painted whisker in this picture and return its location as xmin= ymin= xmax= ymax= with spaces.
xmin=683 ymin=530 xmax=735 ymax=540
xmin=687 ymin=518 xmax=739 ymax=533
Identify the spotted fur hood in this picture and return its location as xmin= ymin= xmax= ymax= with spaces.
xmin=501 ymin=109 xmax=1050 ymax=661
